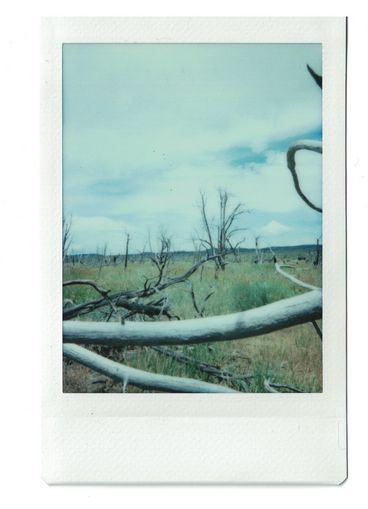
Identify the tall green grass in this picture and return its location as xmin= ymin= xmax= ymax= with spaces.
xmin=63 ymin=255 xmax=322 ymax=393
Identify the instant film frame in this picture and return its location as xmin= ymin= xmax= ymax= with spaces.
xmin=41 ymin=17 xmax=347 ymax=484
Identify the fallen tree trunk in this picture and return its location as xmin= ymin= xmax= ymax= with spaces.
xmin=275 ymin=263 xmax=320 ymax=291
xmin=63 ymin=253 xmax=221 ymax=320
xmin=63 ymin=343 xmax=237 ymax=393
xmin=63 ymin=290 xmax=322 ymax=347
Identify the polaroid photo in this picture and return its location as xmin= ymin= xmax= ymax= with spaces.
xmin=41 ymin=17 xmax=347 ymax=484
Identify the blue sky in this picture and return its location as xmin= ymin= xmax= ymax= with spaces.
xmin=63 ymin=43 xmax=322 ymax=254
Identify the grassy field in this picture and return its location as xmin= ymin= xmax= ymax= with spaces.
xmin=63 ymin=250 xmax=322 ymax=393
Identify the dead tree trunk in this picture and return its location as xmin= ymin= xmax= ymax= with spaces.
xmin=124 ymin=233 xmax=130 ymax=270
xmin=314 ymin=238 xmax=321 ymax=266
xmin=198 ymin=190 xmax=247 ymax=274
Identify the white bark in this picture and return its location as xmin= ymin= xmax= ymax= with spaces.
xmin=63 ymin=290 xmax=322 ymax=347
xmin=63 ymin=343 xmax=238 ymax=393
xmin=275 ymin=263 xmax=320 ymax=291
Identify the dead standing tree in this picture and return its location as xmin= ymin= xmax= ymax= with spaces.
xmin=62 ymin=216 xmax=72 ymax=262
xmin=124 ymin=232 xmax=130 ymax=270
xmin=254 ymin=235 xmax=264 ymax=264
xmin=314 ymin=237 xmax=321 ymax=266
xmin=198 ymin=190 xmax=248 ymax=274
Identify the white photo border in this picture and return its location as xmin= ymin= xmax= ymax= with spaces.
xmin=41 ymin=17 xmax=347 ymax=484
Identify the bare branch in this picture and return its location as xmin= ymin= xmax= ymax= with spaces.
xmin=151 ymin=346 xmax=252 ymax=388
xmin=62 ymin=216 xmax=72 ymax=261
xmin=63 ymin=279 xmax=110 ymax=297
xmin=306 ymin=64 xmax=322 ymax=89
xmin=275 ymin=262 xmax=320 ymax=291
xmin=63 ymin=343 xmax=238 ymax=393
xmin=264 ymin=378 xmax=279 ymax=393
xmin=63 ymin=289 xmax=322 ymax=347
xmin=116 ymin=296 xmax=179 ymax=320
xmin=63 ymin=279 xmax=117 ymax=313
xmin=264 ymin=378 xmax=303 ymax=393
xmin=63 ymin=253 xmax=222 ymax=320
xmin=312 ymin=320 xmax=322 ymax=340
xmin=286 ymin=140 xmax=322 ymax=213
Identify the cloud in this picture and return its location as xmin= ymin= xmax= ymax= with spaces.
xmin=261 ymin=220 xmax=293 ymax=236
xmin=63 ymin=43 xmax=322 ymax=252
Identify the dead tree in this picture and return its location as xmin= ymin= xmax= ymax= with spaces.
xmin=254 ymin=235 xmax=264 ymax=264
xmin=313 ymin=238 xmax=321 ymax=266
xmin=124 ymin=233 xmax=130 ymax=269
xmin=97 ymin=243 xmax=108 ymax=276
xmin=198 ymin=190 xmax=247 ymax=273
xmin=62 ymin=216 xmax=72 ymax=262
xmin=63 ymin=248 xmax=222 ymax=321
xmin=149 ymin=231 xmax=172 ymax=285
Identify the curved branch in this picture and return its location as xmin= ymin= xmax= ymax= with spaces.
xmin=275 ymin=263 xmax=320 ymax=291
xmin=306 ymin=64 xmax=322 ymax=89
xmin=63 ymin=279 xmax=110 ymax=297
xmin=286 ymin=140 xmax=322 ymax=213
xmin=63 ymin=343 xmax=237 ymax=393
xmin=63 ymin=290 xmax=322 ymax=347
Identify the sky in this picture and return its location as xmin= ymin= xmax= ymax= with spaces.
xmin=63 ymin=43 xmax=322 ymax=254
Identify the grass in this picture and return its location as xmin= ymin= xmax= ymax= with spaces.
xmin=63 ymin=252 xmax=322 ymax=393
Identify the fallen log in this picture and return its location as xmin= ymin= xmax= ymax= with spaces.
xmin=63 ymin=343 xmax=238 ymax=393
xmin=63 ymin=290 xmax=322 ymax=347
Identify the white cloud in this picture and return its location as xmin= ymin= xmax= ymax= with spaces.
xmin=261 ymin=220 xmax=293 ymax=236
xmin=63 ymin=44 xmax=322 ymax=252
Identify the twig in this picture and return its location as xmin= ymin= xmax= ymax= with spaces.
xmin=264 ymin=378 xmax=303 ymax=393
xmin=185 ymin=280 xmax=214 ymax=317
xmin=312 ymin=320 xmax=322 ymax=340
xmin=264 ymin=378 xmax=279 ymax=393
xmin=63 ymin=279 xmax=118 ymax=313
xmin=63 ymin=279 xmax=110 ymax=296
xmin=151 ymin=346 xmax=252 ymax=388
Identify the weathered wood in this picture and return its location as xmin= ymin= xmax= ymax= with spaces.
xmin=265 ymin=380 xmax=303 ymax=393
xmin=63 ymin=290 xmax=322 ymax=347
xmin=151 ymin=346 xmax=252 ymax=387
xmin=63 ymin=343 xmax=238 ymax=393
xmin=275 ymin=263 xmax=320 ymax=291
xmin=63 ymin=253 xmax=221 ymax=320
xmin=286 ymin=139 xmax=322 ymax=213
